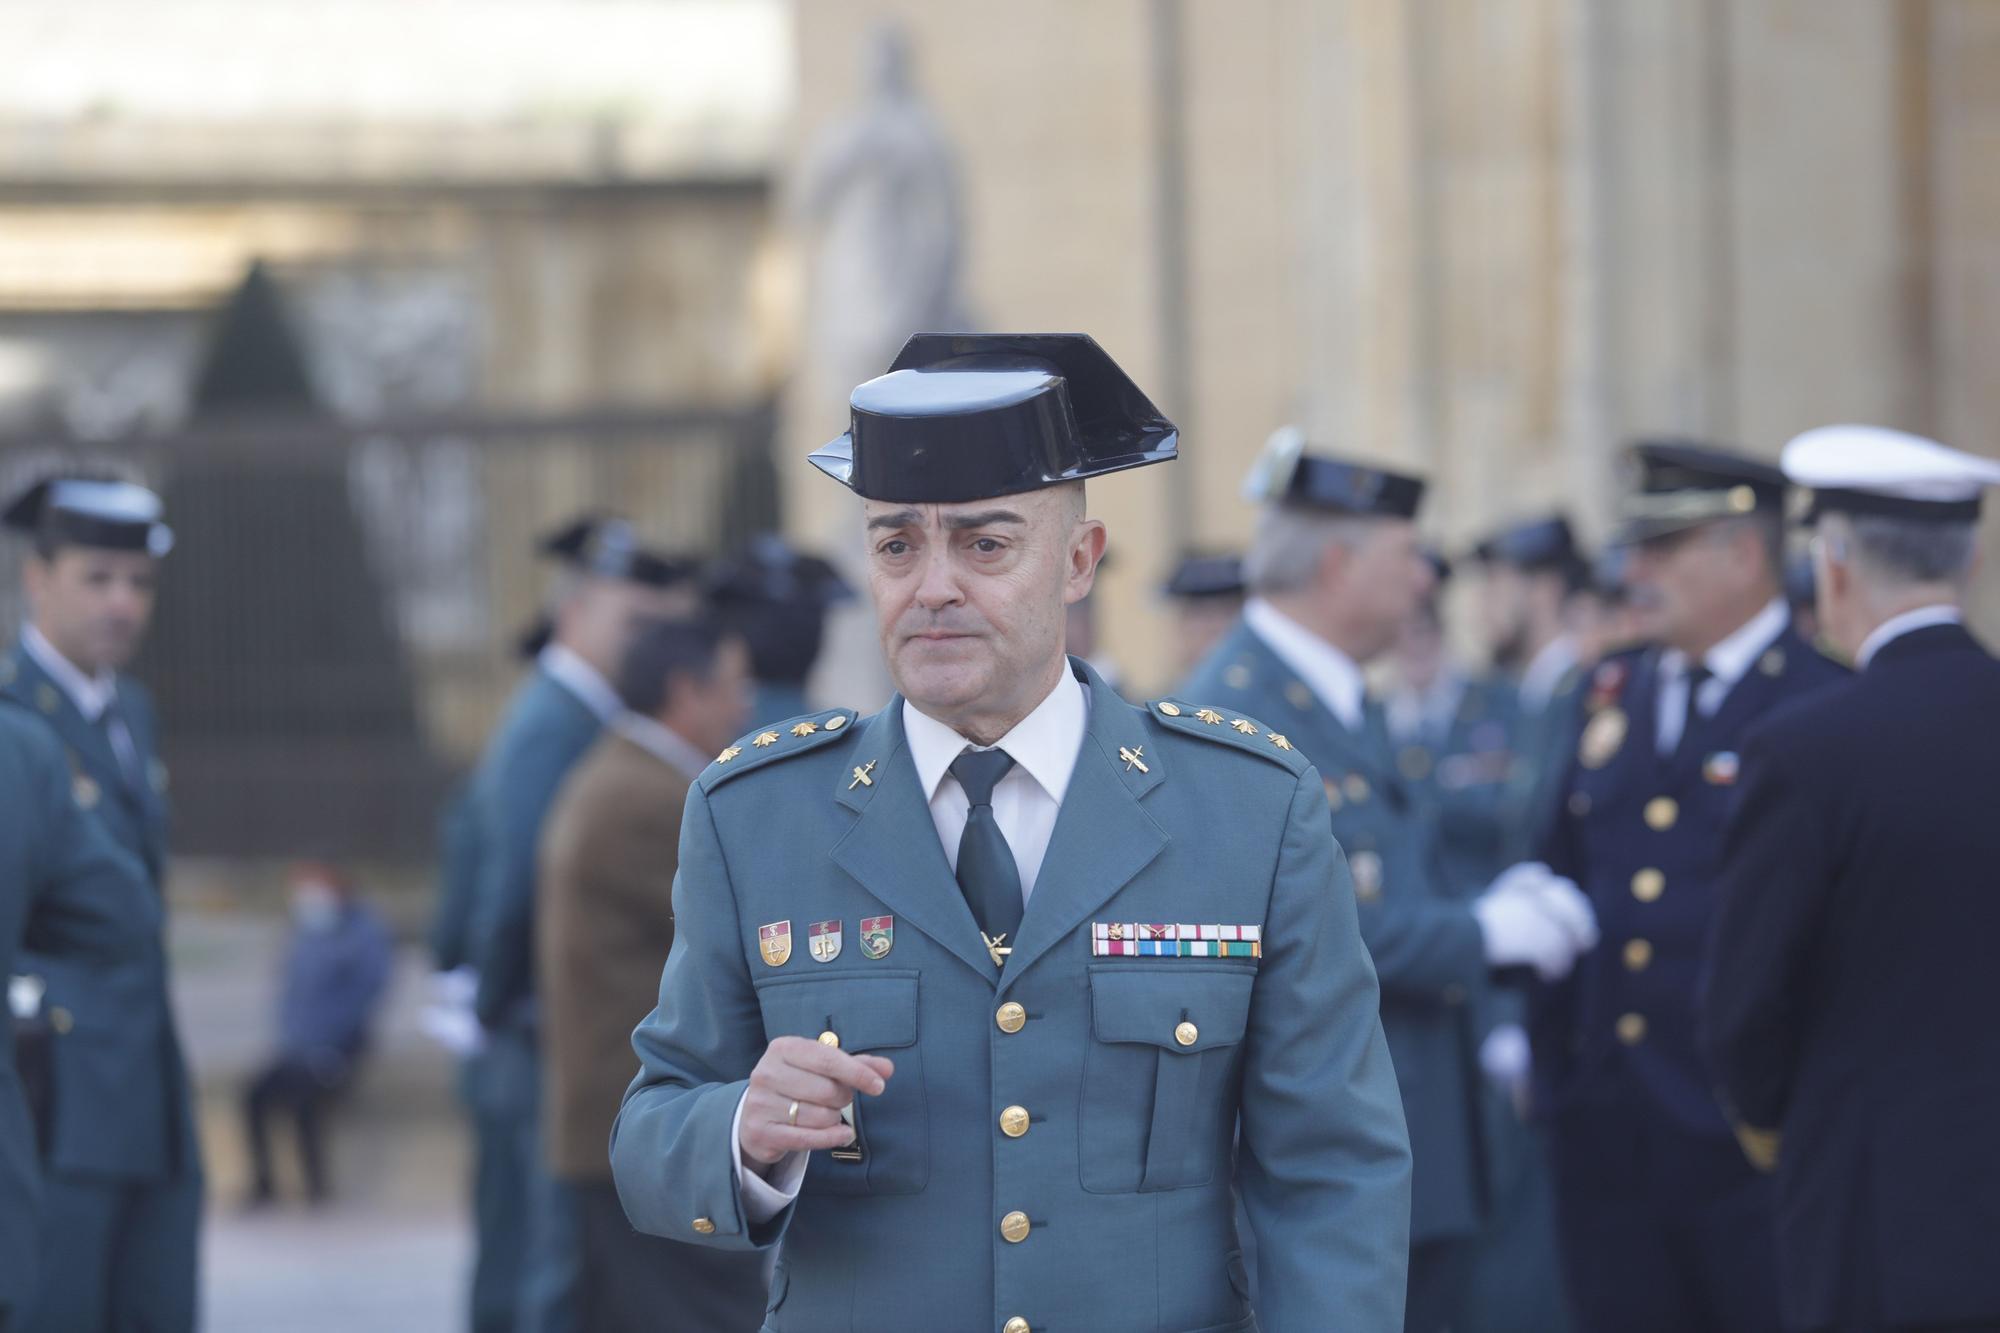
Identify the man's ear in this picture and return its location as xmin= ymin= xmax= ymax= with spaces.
xmin=1064 ymin=520 xmax=1108 ymax=605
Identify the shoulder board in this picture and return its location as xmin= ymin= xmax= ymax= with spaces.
xmin=1143 ymin=698 xmax=1312 ymax=776
xmin=697 ymin=707 xmax=861 ymax=794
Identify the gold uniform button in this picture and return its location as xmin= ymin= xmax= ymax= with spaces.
xmin=1644 ymin=796 xmax=1679 ymax=831
xmin=1623 ymin=939 xmax=1654 ymax=972
xmin=1616 ymin=1013 xmax=1648 ymax=1045
xmin=1631 ymin=868 xmax=1666 ymax=903
xmin=691 ymin=1217 xmax=716 ymax=1235
xmin=1000 ymin=1211 xmax=1031 ymax=1243
xmin=818 ymin=1030 xmax=840 ymax=1048
xmin=50 ymin=1007 xmax=74 ymax=1035
xmin=1174 ymin=1021 xmax=1199 ymax=1047
xmin=995 ymin=1002 xmax=1027 ymax=1034
xmin=1004 ymin=1319 xmax=1032 ymax=1333
xmin=999 ymin=1105 xmax=1031 ymax=1138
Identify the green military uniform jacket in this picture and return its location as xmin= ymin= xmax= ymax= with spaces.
xmin=613 ymin=660 xmax=1413 ymax=1333
xmin=0 ymin=700 xmax=156 ymax=1320
xmin=1184 ymin=623 xmax=1491 ymax=1245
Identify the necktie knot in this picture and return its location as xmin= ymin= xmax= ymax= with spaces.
xmin=950 ymin=748 xmax=1015 ymax=807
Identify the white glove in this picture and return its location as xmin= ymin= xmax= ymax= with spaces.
xmin=1479 ymin=1023 xmax=1534 ymax=1120
xmin=1527 ymin=874 xmax=1598 ymax=953
xmin=1474 ymin=872 xmax=1585 ymax=982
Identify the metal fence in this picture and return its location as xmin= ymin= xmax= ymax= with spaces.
xmin=0 ymin=399 xmax=778 ymax=861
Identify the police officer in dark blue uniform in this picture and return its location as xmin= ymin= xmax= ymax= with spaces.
xmin=0 ymin=701 xmax=156 ymax=1331
xmin=444 ymin=516 xmax=697 ymax=1333
xmin=1532 ymin=441 xmax=1847 ymax=1333
xmin=705 ymin=533 xmax=855 ymax=727
xmin=0 ymin=473 xmax=201 ymax=1333
xmin=1703 ymin=425 xmax=2000 ymax=1333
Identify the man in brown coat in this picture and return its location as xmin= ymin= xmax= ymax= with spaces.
xmin=538 ymin=613 xmax=766 ymax=1330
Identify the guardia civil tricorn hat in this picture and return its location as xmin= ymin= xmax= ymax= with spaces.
xmin=809 ymin=333 xmax=1178 ymax=503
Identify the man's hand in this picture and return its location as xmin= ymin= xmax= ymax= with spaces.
xmin=737 ymin=1036 xmax=895 ymax=1168
xmin=1474 ymin=862 xmax=1598 ymax=982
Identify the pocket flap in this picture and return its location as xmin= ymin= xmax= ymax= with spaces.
xmin=755 ymin=969 xmax=920 ymax=1052
xmin=1089 ymin=965 xmax=1254 ymax=1053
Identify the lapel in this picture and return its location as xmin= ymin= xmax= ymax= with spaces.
xmin=1664 ymin=626 xmax=1794 ymax=788
xmin=998 ymin=662 xmax=1168 ymax=995
xmin=828 ymin=703 xmax=1000 ymax=986
xmin=6 ymin=643 xmax=141 ymax=811
xmin=1225 ymin=622 xmax=1392 ymax=791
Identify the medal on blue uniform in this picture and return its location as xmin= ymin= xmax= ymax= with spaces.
xmin=808 ymin=919 xmax=842 ymax=963
xmin=859 ymin=915 xmax=894 ymax=959
xmin=758 ymin=920 xmax=792 ymax=967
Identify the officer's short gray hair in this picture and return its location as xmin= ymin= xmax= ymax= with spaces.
xmin=1243 ymin=505 xmax=1380 ymax=595
xmin=1827 ymin=512 xmax=1977 ymax=587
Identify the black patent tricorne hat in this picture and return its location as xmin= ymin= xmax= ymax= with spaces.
xmin=809 ymin=333 xmax=1178 ymax=503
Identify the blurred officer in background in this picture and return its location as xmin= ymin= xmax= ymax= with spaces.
xmin=538 ymin=613 xmax=767 ymax=1332
xmin=441 ymin=514 xmax=697 ymax=1333
xmin=1703 ymin=425 xmax=2000 ymax=1333
xmin=613 ymin=334 xmax=1414 ymax=1332
xmin=1185 ymin=430 xmax=1597 ymax=1333
xmin=0 ymin=700 xmax=157 ymax=1331
xmin=706 ymin=533 xmax=855 ymax=727
xmin=1160 ymin=550 xmax=1244 ymax=679
xmin=1 ymin=473 xmax=200 ymax=1333
xmin=1470 ymin=514 xmax=1596 ymax=862
xmin=1532 ymin=442 xmax=1846 ymax=1333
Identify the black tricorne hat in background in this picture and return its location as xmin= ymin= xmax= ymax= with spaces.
xmin=809 ymin=332 xmax=1178 ymax=503
xmin=1241 ymin=426 xmax=1426 ymax=519
xmin=2 ymin=473 xmax=175 ymax=557
xmin=1160 ymin=551 xmax=1244 ymax=601
xmin=536 ymin=513 xmax=697 ymax=590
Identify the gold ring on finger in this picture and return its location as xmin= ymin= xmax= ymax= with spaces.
xmin=787 ymin=1100 xmax=799 ymax=1127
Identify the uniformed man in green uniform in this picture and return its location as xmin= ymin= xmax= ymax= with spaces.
xmin=437 ymin=515 xmax=697 ymax=1333
xmin=613 ymin=334 xmax=1415 ymax=1332
xmin=1 ymin=700 xmax=157 ymax=1331
xmin=0 ymin=473 xmax=200 ymax=1333
xmin=1183 ymin=431 xmax=1599 ymax=1333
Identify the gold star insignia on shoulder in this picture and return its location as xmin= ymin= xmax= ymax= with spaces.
xmin=1231 ymin=718 xmax=1258 ymax=734
xmin=1268 ymin=732 xmax=1292 ymax=751
xmin=1194 ymin=708 xmax=1223 ymax=725
xmin=791 ymin=721 xmax=819 ymax=737
xmin=716 ymin=745 xmax=743 ymax=763
xmin=752 ymin=731 xmax=780 ymax=748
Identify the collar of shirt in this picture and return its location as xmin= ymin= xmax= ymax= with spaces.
xmin=1243 ymin=597 xmax=1366 ymax=731
xmin=610 ymin=712 xmax=711 ymax=781
xmin=22 ymin=622 xmax=117 ymax=721
xmin=902 ymin=669 xmax=1089 ymax=902
xmin=1856 ymin=603 xmax=1963 ymax=670
xmin=1517 ymin=634 xmax=1581 ymax=715
xmin=903 ymin=669 xmax=1088 ymax=809
xmin=538 ymin=642 xmax=624 ymax=725
xmin=1660 ymin=597 xmax=1790 ymax=696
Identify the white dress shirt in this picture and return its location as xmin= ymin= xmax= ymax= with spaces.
xmin=1856 ymin=603 xmax=1962 ymax=670
xmin=735 ymin=669 xmax=1092 ymax=1221
xmin=1243 ymin=597 xmax=1367 ymax=732
xmin=1517 ymin=634 xmax=1581 ymax=716
xmin=1654 ymin=598 xmax=1789 ymax=754
xmin=22 ymin=622 xmax=141 ymax=782
xmin=538 ymin=642 xmax=624 ymax=726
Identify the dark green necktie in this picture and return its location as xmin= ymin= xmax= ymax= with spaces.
xmin=950 ymin=748 xmax=1024 ymax=947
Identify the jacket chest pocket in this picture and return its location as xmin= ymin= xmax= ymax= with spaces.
xmin=755 ymin=969 xmax=928 ymax=1196
xmin=1078 ymin=965 xmax=1254 ymax=1194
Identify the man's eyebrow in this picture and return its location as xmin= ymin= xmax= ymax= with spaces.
xmin=866 ymin=509 xmax=923 ymax=531
xmin=943 ymin=509 xmax=1026 ymax=531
